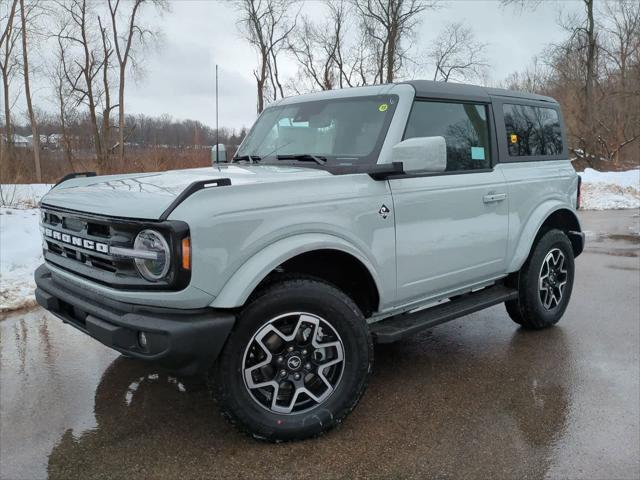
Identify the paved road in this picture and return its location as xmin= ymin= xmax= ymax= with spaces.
xmin=1 ymin=210 xmax=639 ymax=480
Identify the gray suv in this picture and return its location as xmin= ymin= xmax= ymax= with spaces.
xmin=34 ymin=80 xmax=584 ymax=441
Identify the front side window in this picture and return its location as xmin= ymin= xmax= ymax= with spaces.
xmin=236 ymin=95 xmax=398 ymax=165
xmin=404 ymin=101 xmax=491 ymax=171
xmin=504 ymin=104 xmax=563 ymax=157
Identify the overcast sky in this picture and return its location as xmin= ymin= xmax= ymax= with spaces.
xmin=27 ymin=0 xmax=583 ymax=131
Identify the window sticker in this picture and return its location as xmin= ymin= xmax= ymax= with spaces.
xmin=471 ymin=146 xmax=485 ymax=161
xmin=510 ymin=133 xmax=518 ymax=144
xmin=378 ymin=103 xmax=388 ymax=112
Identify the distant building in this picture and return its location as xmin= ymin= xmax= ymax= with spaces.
xmin=1 ymin=133 xmax=63 ymax=148
xmin=1 ymin=133 xmax=31 ymax=147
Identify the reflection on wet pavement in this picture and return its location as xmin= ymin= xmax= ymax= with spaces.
xmin=1 ymin=210 xmax=638 ymax=480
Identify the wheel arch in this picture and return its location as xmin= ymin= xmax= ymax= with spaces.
xmin=508 ymin=204 xmax=583 ymax=273
xmin=210 ymin=234 xmax=382 ymax=316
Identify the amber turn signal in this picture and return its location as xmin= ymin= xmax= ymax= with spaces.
xmin=181 ymin=237 xmax=191 ymax=270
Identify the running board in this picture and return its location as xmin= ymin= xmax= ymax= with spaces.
xmin=370 ymin=285 xmax=518 ymax=344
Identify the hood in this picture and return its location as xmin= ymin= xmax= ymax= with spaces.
xmin=41 ymin=164 xmax=331 ymax=219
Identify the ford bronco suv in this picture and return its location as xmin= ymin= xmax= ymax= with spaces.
xmin=35 ymin=81 xmax=584 ymax=441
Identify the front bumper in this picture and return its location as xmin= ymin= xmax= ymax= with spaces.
xmin=34 ymin=264 xmax=235 ymax=375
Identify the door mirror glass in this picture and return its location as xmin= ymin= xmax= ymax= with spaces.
xmin=392 ymin=136 xmax=447 ymax=173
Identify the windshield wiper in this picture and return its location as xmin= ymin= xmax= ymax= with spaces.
xmin=275 ymin=154 xmax=327 ymax=166
xmin=232 ymin=154 xmax=261 ymax=164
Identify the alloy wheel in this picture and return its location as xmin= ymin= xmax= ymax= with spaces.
xmin=538 ymin=248 xmax=568 ymax=310
xmin=242 ymin=312 xmax=345 ymax=415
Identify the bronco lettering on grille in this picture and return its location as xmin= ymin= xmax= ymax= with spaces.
xmin=44 ymin=228 xmax=109 ymax=253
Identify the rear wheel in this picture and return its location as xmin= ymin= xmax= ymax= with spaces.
xmin=211 ymin=277 xmax=372 ymax=441
xmin=506 ymin=229 xmax=575 ymax=329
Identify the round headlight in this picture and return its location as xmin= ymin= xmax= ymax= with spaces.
xmin=133 ymin=229 xmax=171 ymax=281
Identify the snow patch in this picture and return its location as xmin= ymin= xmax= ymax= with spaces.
xmin=0 ymin=207 xmax=43 ymax=311
xmin=0 ymin=184 xmax=53 ymax=208
xmin=578 ymin=168 xmax=639 ymax=211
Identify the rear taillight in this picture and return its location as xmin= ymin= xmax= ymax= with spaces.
xmin=576 ymin=176 xmax=582 ymax=209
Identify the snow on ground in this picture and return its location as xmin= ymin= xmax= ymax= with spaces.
xmin=0 ymin=169 xmax=638 ymax=312
xmin=0 ymin=207 xmax=43 ymax=311
xmin=0 ymin=183 xmax=52 ymax=209
xmin=578 ymin=168 xmax=640 ymax=210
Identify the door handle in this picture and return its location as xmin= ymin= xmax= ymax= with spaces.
xmin=483 ymin=192 xmax=507 ymax=203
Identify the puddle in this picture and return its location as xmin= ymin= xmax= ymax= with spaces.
xmin=607 ymin=264 xmax=640 ymax=271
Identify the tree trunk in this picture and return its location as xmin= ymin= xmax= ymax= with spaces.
xmin=118 ymin=68 xmax=125 ymax=165
xmin=57 ymin=87 xmax=74 ymax=169
xmin=2 ymin=70 xmax=12 ymax=147
xmin=19 ymin=0 xmax=41 ymax=182
xmin=257 ymin=77 xmax=265 ymax=113
xmin=1 ymin=75 xmax=12 ymax=169
xmin=584 ymin=0 xmax=596 ymax=153
xmin=386 ymin=24 xmax=397 ymax=83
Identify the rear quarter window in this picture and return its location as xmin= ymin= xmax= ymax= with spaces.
xmin=504 ymin=104 xmax=563 ymax=157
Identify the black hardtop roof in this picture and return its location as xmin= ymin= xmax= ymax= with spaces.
xmin=403 ymin=80 xmax=558 ymax=105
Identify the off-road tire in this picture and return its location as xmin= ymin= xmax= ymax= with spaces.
xmin=506 ymin=229 xmax=575 ymax=329
xmin=211 ymin=277 xmax=373 ymax=442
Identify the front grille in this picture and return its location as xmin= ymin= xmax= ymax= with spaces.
xmin=41 ymin=207 xmax=137 ymax=279
xmin=40 ymin=205 xmax=190 ymax=290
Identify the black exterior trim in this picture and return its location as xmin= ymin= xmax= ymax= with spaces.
xmin=380 ymin=167 xmax=494 ymax=181
xmin=35 ymin=264 xmax=235 ymax=375
xmin=159 ymin=178 xmax=231 ymax=221
xmin=371 ymin=284 xmax=518 ymax=343
xmin=54 ymin=171 xmax=96 ymax=188
xmin=323 ymin=161 xmax=405 ymax=180
xmin=568 ymin=231 xmax=585 ymax=258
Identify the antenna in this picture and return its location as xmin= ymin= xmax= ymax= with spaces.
xmin=215 ymin=64 xmax=219 ymax=165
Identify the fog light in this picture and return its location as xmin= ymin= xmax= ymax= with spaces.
xmin=138 ymin=331 xmax=148 ymax=349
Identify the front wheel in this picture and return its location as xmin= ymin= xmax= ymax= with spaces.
xmin=211 ymin=277 xmax=373 ymax=441
xmin=506 ymin=229 xmax=575 ymax=329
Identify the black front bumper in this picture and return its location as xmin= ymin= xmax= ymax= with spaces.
xmin=35 ymin=264 xmax=235 ymax=375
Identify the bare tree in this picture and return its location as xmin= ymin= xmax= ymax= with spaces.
xmin=428 ymin=22 xmax=487 ymax=82
xmin=288 ymin=0 xmax=377 ymax=93
xmin=598 ymin=0 xmax=640 ymax=164
xmin=354 ymin=0 xmax=436 ymax=84
xmin=97 ymin=14 xmax=115 ymax=161
xmin=503 ymin=0 xmax=599 ymax=156
xmin=54 ymin=0 xmax=107 ymax=169
xmin=504 ymin=0 xmax=640 ymax=167
xmin=108 ymin=0 xmax=167 ymax=166
xmin=236 ymin=0 xmax=297 ymax=113
xmin=51 ymin=42 xmax=77 ymax=169
xmin=288 ymin=16 xmax=334 ymax=91
xmin=0 ymin=0 xmax=20 ymax=154
xmin=19 ymin=0 xmax=41 ymax=181
xmin=288 ymin=2 xmax=345 ymax=92
xmin=502 ymin=56 xmax=549 ymax=93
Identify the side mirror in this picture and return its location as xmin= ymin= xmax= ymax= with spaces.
xmin=392 ymin=136 xmax=446 ymax=173
xmin=211 ymin=144 xmax=227 ymax=164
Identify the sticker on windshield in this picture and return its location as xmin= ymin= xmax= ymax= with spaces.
xmin=378 ymin=103 xmax=388 ymax=112
xmin=471 ymin=147 xmax=486 ymax=161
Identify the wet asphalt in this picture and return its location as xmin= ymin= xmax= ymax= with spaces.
xmin=1 ymin=210 xmax=639 ymax=480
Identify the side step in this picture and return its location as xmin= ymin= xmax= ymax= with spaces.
xmin=370 ymin=285 xmax=518 ymax=344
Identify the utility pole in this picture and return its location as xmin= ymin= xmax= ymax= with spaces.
xmin=215 ymin=64 xmax=219 ymax=165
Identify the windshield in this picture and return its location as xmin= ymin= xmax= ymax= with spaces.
xmin=236 ymin=95 xmax=398 ymax=165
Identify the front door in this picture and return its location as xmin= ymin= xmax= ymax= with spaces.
xmin=389 ymin=100 xmax=509 ymax=305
